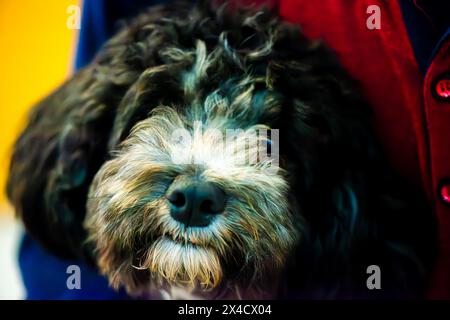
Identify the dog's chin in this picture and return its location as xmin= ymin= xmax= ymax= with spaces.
xmin=138 ymin=236 xmax=279 ymax=300
xmin=143 ymin=236 xmax=223 ymax=290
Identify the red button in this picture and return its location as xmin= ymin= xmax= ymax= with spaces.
xmin=440 ymin=184 xmax=450 ymax=204
xmin=435 ymin=77 xmax=450 ymax=100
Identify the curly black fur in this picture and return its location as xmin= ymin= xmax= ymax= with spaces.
xmin=7 ymin=0 xmax=437 ymax=299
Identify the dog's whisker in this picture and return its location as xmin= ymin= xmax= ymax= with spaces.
xmin=131 ymin=264 xmax=148 ymax=271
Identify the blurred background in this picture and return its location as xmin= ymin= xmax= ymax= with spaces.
xmin=0 ymin=0 xmax=80 ymax=299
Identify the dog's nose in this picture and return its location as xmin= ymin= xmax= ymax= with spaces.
xmin=166 ymin=180 xmax=225 ymax=227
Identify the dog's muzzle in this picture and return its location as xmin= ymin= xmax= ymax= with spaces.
xmin=166 ymin=178 xmax=226 ymax=227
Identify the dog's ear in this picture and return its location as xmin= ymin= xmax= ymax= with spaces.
xmin=269 ymin=39 xmax=437 ymax=298
xmin=6 ymin=3 xmax=194 ymax=260
xmin=6 ymin=67 xmax=130 ymax=259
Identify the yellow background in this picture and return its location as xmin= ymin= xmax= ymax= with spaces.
xmin=0 ymin=0 xmax=80 ymax=212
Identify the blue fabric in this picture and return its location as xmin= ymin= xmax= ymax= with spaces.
xmin=399 ymin=0 xmax=450 ymax=74
xmin=19 ymin=234 xmax=130 ymax=300
xmin=75 ymin=0 xmax=170 ymax=69
xmin=74 ymin=0 xmax=108 ymax=70
xmin=18 ymin=0 xmax=449 ymax=300
xmin=430 ymin=28 xmax=450 ymax=62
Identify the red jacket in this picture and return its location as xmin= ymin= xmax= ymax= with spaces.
xmin=268 ymin=0 xmax=450 ymax=299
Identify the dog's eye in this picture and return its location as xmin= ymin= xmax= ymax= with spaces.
xmin=266 ymin=139 xmax=272 ymax=156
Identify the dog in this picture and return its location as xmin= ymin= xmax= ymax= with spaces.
xmin=7 ymin=0 xmax=437 ymax=299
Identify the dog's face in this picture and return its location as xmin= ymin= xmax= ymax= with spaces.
xmin=85 ymin=42 xmax=300 ymax=295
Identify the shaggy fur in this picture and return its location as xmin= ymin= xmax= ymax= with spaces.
xmin=7 ymin=0 xmax=437 ymax=299
xmin=87 ymin=106 xmax=297 ymax=294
